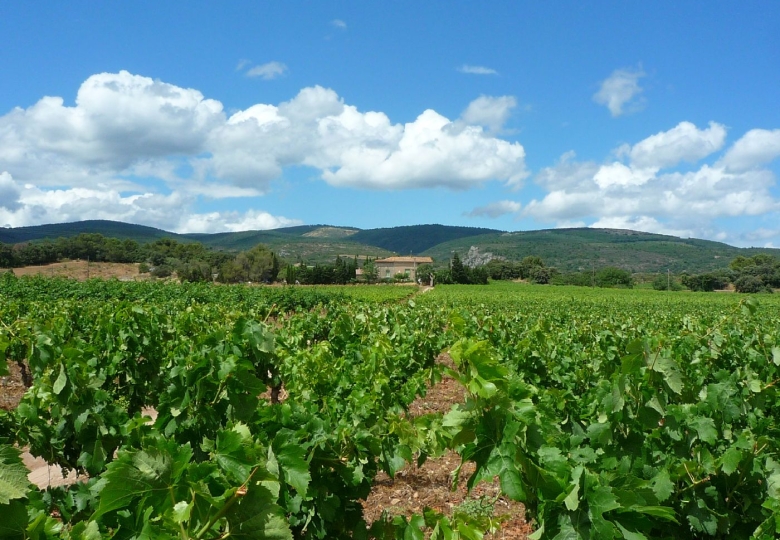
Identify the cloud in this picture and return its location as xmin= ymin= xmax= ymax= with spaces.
xmin=460 ymin=95 xmax=517 ymax=133
xmin=626 ymin=121 xmax=727 ymax=169
xmin=0 ymin=171 xmax=299 ymax=233
xmin=211 ymin=86 xmax=528 ymax=191
xmin=592 ymin=161 xmax=658 ymax=189
xmin=524 ymin=122 xmax=780 ymax=242
xmin=319 ymin=108 xmax=528 ymax=190
xmin=246 ymin=61 xmax=288 ymax=80
xmin=331 ymin=19 xmax=347 ymax=29
xmin=593 ymin=67 xmax=646 ymax=117
xmin=458 ymin=65 xmax=498 ymax=75
xmin=0 ymin=71 xmax=224 ymax=188
xmin=177 ymin=210 xmax=302 ymax=233
xmin=466 ymin=200 xmax=521 ymax=218
xmin=0 ymin=71 xmax=531 ymax=228
xmin=589 ymin=216 xmax=694 ymax=238
xmin=0 ymin=72 xmax=527 ymax=194
xmin=527 ymin=163 xmax=778 ymax=223
xmin=235 ymin=59 xmax=252 ymax=71
xmin=0 ymin=171 xmax=22 ymax=211
xmin=719 ymin=128 xmax=780 ymax=172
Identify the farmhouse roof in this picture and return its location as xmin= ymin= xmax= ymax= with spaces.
xmin=375 ymin=256 xmax=433 ymax=263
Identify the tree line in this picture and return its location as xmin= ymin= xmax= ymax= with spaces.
xmin=3 ymin=233 xmax=778 ymax=291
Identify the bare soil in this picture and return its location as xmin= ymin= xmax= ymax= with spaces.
xmin=361 ymin=354 xmax=533 ymax=538
xmin=3 ymin=361 xmax=85 ymax=488
xmin=9 ymin=261 xmax=145 ymax=281
xmin=1 ymin=360 xmax=28 ymax=411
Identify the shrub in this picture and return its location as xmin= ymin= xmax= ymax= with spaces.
xmin=150 ymin=264 xmax=173 ymax=278
xmin=652 ymin=274 xmax=683 ymax=291
xmin=681 ymin=273 xmax=727 ymax=292
xmin=734 ymin=275 xmax=771 ymax=294
xmin=595 ymin=267 xmax=633 ymax=288
xmin=529 ymin=266 xmax=556 ymax=284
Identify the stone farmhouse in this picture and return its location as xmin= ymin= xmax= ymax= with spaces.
xmin=374 ymin=256 xmax=433 ymax=281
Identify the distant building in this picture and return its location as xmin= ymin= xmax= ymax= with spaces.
xmin=375 ymin=256 xmax=433 ymax=281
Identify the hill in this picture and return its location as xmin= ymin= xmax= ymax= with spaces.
xmin=423 ymin=228 xmax=780 ymax=273
xmin=349 ymin=224 xmax=501 ymax=254
xmin=0 ymin=220 xmax=185 ymax=244
xmin=3 ymin=220 xmax=780 ymax=273
xmin=0 ymin=221 xmax=393 ymax=265
xmin=182 ymin=225 xmax=388 ymax=263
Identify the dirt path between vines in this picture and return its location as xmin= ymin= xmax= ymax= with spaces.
xmin=2 ymin=362 xmax=84 ymax=488
xmin=360 ymin=353 xmax=532 ymax=538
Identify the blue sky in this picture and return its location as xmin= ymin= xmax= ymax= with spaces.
xmin=1 ymin=2 xmax=779 ymax=247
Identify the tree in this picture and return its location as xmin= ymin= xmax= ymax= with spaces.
xmin=284 ymin=264 xmax=297 ymax=284
xmin=735 ymin=275 xmax=771 ymax=293
xmin=178 ymin=261 xmax=212 ymax=282
xmin=362 ymin=259 xmax=378 ymax=284
xmin=652 ymin=273 xmax=682 ymax=291
xmin=520 ymin=256 xmax=545 ymax=279
xmin=529 ymin=266 xmax=556 ymax=284
xmin=218 ymin=244 xmax=278 ymax=283
xmin=333 ymin=256 xmax=349 ymax=284
xmin=451 ymin=252 xmax=470 ymax=284
xmin=681 ymin=272 xmax=727 ymax=292
xmin=485 ymin=260 xmax=522 ymax=280
xmin=416 ymin=263 xmax=435 ymax=285
xmin=469 ymin=266 xmax=489 ymax=285
xmin=596 ymin=267 xmax=633 ymax=288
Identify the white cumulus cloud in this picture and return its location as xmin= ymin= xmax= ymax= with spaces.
xmin=246 ymin=61 xmax=288 ymax=80
xmin=458 ymin=65 xmax=498 ymax=75
xmin=627 ymin=121 xmax=727 ymax=169
xmin=319 ymin=109 xmax=527 ymax=190
xmin=460 ymin=95 xmax=517 ymax=133
xmin=0 ymin=171 xmax=22 ymax=211
xmin=719 ymin=129 xmax=780 ymax=172
xmin=524 ymin=122 xmax=780 ymax=243
xmin=0 ymin=171 xmax=299 ymax=233
xmin=466 ymin=200 xmax=521 ymax=218
xmin=211 ymin=86 xmax=528 ymax=191
xmin=593 ymin=66 xmax=646 ymax=117
xmin=0 ymin=71 xmax=224 ymax=186
xmin=0 ymin=71 xmax=530 ymax=228
xmin=331 ymin=19 xmax=347 ymax=29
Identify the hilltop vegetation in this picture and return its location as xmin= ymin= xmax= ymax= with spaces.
xmin=422 ymin=228 xmax=780 ymax=273
xmin=3 ymin=220 xmax=780 ymax=274
xmin=349 ymin=224 xmax=500 ymax=254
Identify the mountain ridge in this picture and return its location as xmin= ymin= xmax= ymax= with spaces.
xmin=2 ymin=219 xmax=779 ymax=273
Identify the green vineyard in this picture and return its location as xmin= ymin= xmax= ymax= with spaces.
xmin=2 ymin=275 xmax=780 ymax=539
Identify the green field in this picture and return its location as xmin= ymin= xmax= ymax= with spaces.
xmin=2 ymin=277 xmax=780 ymax=538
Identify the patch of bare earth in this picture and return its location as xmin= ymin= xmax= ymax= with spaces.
xmin=361 ymin=353 xmax=533 ymax=538
xmin=1 ymin=360 xmax=28 ymax=411
xmin=3 ymin=360 xmax=85 ymax=488
xmin=10 ymin=261 xmax=146 ymax=281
